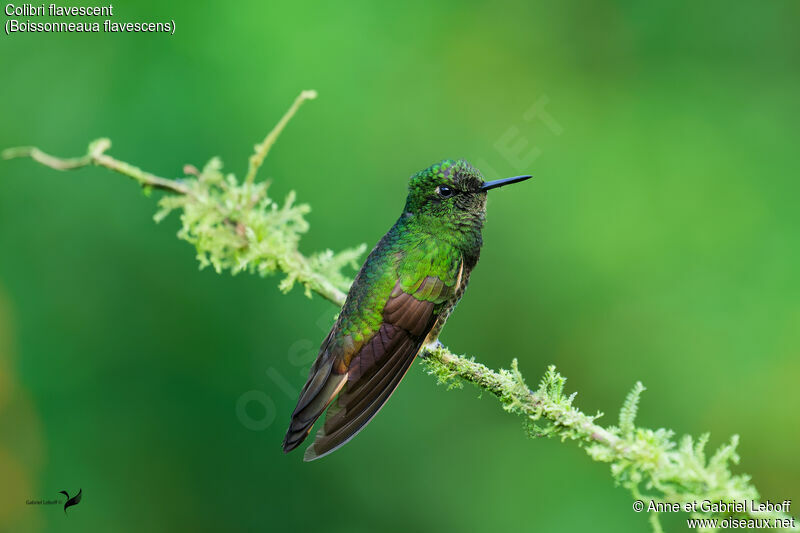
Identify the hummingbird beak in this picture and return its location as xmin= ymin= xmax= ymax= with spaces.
xmin=479 ymin=175 xmax=532 ymax=192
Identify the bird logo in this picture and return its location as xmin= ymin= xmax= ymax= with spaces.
xmin=58 ymin=488 xmax=82 ymax=515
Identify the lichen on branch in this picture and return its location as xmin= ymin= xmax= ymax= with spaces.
xmin=153 ymin=155 xmax=364 ymax=302
xmin=2 ymin=92 xmax=363 ymax=305
xmin=3 ymin=91 xmax=796 ymax=532
xmin=422 ymin=350 xmax=789 ymax=531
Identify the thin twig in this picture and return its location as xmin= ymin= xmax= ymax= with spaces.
xmin=2 ymin=138 xmax=190 ymax=195
xmin=1 ymin=145 xmax=92 ymax=170
xmin=244 ymin=89 xmax=317 ymax=185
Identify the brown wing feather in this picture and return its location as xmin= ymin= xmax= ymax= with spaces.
xmin=301 ymin=277 xmax=450 ymax=461
xmin=282 ymin=332 xmax=348 ymax=452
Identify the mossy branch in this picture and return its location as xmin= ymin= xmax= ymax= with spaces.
xmin=3 ymin=92 xmax=796 ymax=532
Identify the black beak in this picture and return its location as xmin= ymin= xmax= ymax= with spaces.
xmin=480 ymin=175 xmax=532 ymax=192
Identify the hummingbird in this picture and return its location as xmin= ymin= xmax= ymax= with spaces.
xmin=283 ymin=159 xmax=531 ymax=461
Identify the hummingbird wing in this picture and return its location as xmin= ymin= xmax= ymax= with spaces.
xmin=283 ymin=238 xmax=463 ymax=460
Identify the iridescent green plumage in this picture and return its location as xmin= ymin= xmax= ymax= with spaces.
xmin=283 ymin=159 xmax=530 ymax=460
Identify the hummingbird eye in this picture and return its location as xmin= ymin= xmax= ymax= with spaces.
xmin=436 ymin=185 xmax=455 ymax=198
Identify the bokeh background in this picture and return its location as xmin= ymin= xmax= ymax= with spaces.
xmin=1 ymin=1 xmax=798 ymax=531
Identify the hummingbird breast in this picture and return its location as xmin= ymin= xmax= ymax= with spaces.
xmin=424 ymin=249 xmax=477 ymax=344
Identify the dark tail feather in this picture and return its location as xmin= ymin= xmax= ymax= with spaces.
xmin=303 ymin=334 xmax=419 ymax=461
xmin=282 ymin=360 xmax=347 ymax=453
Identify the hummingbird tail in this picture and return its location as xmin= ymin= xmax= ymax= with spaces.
xmin=302 ymin=328 xmax=421 ymax=461
xmin=283 ymin=362 xmax=347 ymax=453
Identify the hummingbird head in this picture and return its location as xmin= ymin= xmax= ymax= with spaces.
xmin=403 ymin=159 xmax=531 ymax=225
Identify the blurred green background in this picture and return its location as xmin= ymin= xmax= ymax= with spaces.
xmin=1 ymin=1 xmax=798 ymax=531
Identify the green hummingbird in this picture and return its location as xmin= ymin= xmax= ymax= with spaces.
xmin=283 ymin=159 xmax=531 ymax=461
